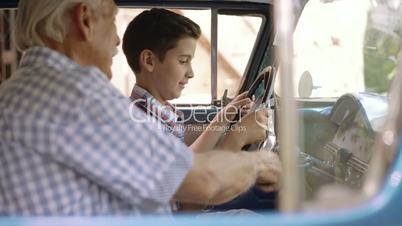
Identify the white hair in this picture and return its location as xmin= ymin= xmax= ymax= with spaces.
xmin=14 ymin=0 xmax=103 ymax=51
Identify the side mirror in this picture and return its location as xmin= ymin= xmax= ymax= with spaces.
xmin=298 ymin=71 xmax=313 ymax=98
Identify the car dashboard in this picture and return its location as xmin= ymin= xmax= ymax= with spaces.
xmin=300 ymin=93 xmax=388 ymax=195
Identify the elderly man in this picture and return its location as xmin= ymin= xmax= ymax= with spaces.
xmin=0 ymin=0 xmax=281 ymax=215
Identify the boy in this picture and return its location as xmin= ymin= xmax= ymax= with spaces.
xmin=122 ymin=9 xmax=277 ymax=211
xmin=123 ymin=8 xmax=268 ymax=153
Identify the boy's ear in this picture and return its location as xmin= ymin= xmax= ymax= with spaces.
xmin=139 ymin=49 xmax=155 ymax=73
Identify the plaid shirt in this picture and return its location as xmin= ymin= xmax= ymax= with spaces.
xmin=130 ymin=85 xmax=185 ymax=141
xmin=0 ymin=47 xmax=192 ymax=216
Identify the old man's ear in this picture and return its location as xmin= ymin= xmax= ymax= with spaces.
xmin=72 ymin=3 xmax=94 ymax=41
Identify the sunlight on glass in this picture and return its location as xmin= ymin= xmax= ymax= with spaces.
xmin=293 ymin=0 xmax=370 ymax=98
xmin=111 ymin=8 xmax=261 ymax=104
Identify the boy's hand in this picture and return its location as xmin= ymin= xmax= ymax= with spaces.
xmin=227 ymin=109 xmax=269 ymax=147
xmin=215 ymin=92 xmax=252 ymax=124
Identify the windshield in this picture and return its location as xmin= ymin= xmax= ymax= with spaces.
xmin=284 ymin=0 xmax=402 ymax=99
xmin=288 ymin=0 xmax=402 ymax=209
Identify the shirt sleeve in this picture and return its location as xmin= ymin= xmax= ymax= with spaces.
xmin=18 ymin=85 xmax=193 ymax=207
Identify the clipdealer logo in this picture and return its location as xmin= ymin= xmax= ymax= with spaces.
xmin=128 ymin=99 xmax=268 ymax=133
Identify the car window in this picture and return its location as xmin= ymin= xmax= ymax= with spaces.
xmin=1 ymin=8 xmax=262 ymax=105
xmin=111 ymin=8 xmax=262 ymax=105
xmin=2 ymin=1 xmax=402 ymax=224
xmin=276 ymin=0 xmax=401 ymax=99
xmin=216 ymin=14 xmax=262 ymax=100
xmin=282 ymin=0 xmax=402 ymax=209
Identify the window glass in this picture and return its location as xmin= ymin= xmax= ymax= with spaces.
xmin=1 ymin=8 xmax=262 ymax=105
xmin=282 ymin=0 xmax=402 ymax=99
xmin=284 ymin=0 xmax=402 ymax=209
xmin=113 ymin=8 xmax=262 ymax=104
xmin=111 ymin=8 xmax=212 ymax=103
xmin=171 ymin=9 xmax=212 ymax=104
xmin=217 ymin=15 xmax=262 ymax=99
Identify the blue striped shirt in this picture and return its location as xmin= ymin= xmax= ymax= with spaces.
xmin=0 ymin=47 xmax=192 ymax=216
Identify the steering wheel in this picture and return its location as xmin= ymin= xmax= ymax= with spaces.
xmin=247 ymin=66 xmax=274 ymax=110
xmin=241 ymin=66 xmax=277 ymax=151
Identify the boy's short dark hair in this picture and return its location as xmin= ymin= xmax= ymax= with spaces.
xmin=123 ymin=8 xmax=201 ymax=74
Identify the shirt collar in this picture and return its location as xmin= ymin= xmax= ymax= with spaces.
xmin=130 ymin=84 xmax=184 ymax=121
xmin=130 ymin=84 xmax=155 ymax=103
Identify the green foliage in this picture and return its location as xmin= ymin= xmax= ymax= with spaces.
xmin=364 ymin=19 xmax=402 ymax=95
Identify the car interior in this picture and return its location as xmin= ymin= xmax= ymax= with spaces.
xmin=0 ymin=0 xmax=400 ymax=220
